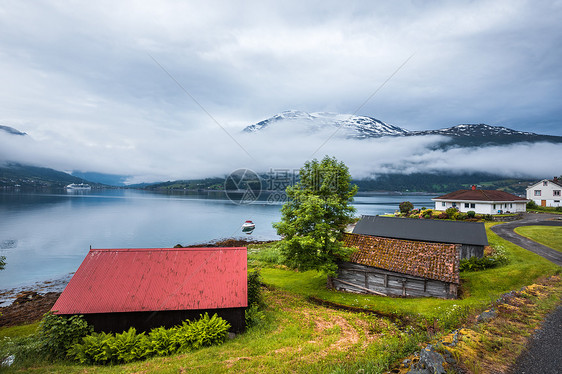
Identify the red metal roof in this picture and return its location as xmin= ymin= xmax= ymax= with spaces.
xmin=433 ymin=189 xmax=527 ymax=202
xmin=52 ymin=247 xmax=247 ymax=315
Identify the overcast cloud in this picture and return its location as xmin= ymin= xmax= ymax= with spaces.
xmin=1 ymin=1 xmax=561 ymax=182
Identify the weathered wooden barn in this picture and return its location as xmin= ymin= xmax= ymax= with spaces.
xmin=353 ymin=215 xmax=488 ymax=259
xmin=51 ymin=247 xmax=247 ymax=333
xmin=331 ymin=234 xmax=460 ymax=299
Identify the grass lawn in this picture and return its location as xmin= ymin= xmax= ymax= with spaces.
xmin=1 ymin=289 xmax=424 ymax=373
xmin=0 ymin=323 xmax=39 ymax=339
xmin=251 ymin=223 xmax=561 ymax=327
xmin=514 ymin=226 xmax=562 ymax=252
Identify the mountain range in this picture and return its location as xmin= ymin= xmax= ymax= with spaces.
xmin=243 ymin=110 xmax=562 ymax=147
xmin=1 ymin=112 xmax=561 ymax=190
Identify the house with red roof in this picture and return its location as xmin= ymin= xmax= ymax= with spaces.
xmin=432 ymin=186 xmax=527 ymax=214
xmin=51 ymin=247 xmax=247 ymax=333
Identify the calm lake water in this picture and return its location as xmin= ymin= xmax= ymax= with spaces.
xmin=0 ymin=190 xmax=436 ymax=289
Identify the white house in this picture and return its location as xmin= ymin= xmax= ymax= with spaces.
xmin=432 ymin=187 xmax=528 ymax=214
xmin=526 ymin=178 xmax=562 ymax=207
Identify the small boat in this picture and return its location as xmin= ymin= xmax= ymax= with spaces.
xmin=242 ymin=220 xmax=255 ymax=233
xmin=66 ymin=183 xmax=92 ymax=191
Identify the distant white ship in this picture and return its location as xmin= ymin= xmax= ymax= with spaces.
xmin=66 ymin=183 xmax=91 ymax=191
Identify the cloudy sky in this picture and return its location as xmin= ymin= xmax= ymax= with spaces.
xmin=0 ymin=1 xmax=561 ymax=183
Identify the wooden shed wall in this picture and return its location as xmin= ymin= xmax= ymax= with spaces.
xmin=332 ymin=262 xmax=458 ymax=299
xmin=459 ymin=244 xmax=484 ymax=259
xmin=64 ymin=307 xmax=246 ymax=334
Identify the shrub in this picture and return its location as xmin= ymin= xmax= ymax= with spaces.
xmin=146 ymin=326 xmax=177 ymax=357
xmin=174 ymin=313 xmax=231 ymax=351
xmin=399 ymin=201 xmax=414 ymax=214
xmin=420 ymin=209 xmax=433 ymax=219
xmin=69 ymin=313 xmax=230 ymax=364
xmin=37 ymin=312 xmax=93 ymax=359
xmin=527 ymin=200 xmax=538 ymax=209
xmin=460 ymin=245 xmax=508 ymax=272
xmin=248 ymin=269 xmax=264 ymax=308
xmin=245 ymin=304 xmax=266 ymax=329
xmin=445 ymin=207 xmax=459 ymax=220
xmin=467 ymin=210 xmax=476 ymax=218
xmin=437 ymin=212 xmax=449 ymax=219
xmin=68 ymin=331 xmax=116 ymax=364
xmin=112 ymin=328 xmax=149 ymax=363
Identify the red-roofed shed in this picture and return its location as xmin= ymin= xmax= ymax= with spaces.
xmin=52 ymin=247 xmax=247 ymax=333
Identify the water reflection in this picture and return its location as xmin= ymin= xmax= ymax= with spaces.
xmin=0 ymin=190 xmax=435 ymax=289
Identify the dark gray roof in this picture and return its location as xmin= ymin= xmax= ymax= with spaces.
xmin=352 ymin=216 xmax=488 ymax=246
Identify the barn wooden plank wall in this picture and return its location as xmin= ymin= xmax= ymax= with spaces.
xmin=332 ymin=262 xmax=458 ymax=299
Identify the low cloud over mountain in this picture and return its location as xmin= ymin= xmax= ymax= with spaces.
xmin=2 ymin=111 xmax=560 ymax=184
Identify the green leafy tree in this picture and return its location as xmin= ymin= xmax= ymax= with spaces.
xmin=399 ymin=201 xmax=414 ymax=214
xmin=0 ymin=255 xmax=5 ymax=270
xmin=273 ymin=156 xmax=358 ymax=275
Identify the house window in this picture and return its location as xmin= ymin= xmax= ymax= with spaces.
xmin=470 ymin=203 xmax=475 ymax=208
xmin=554 ymin=190 xmax=561 ymax=196
xmin=534 ymin=190 xmax=541 ymax=196
xmin=452 ymin=202 xmax=457 ymax=207
xmin=493 ymin=204 xmax=496 ymax=209
xmin=464 ymin=203 xmax=470 ymax=208
xmin=442 ymin=202 xmax=446 ymax=207
xmin=543 ymin=181 xmax=548 ymax=186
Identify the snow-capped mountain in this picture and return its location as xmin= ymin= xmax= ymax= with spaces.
xmin=243 ymin=111 xmax=562 ymax=147
xmin=407 ymin=123 xmax=537 ymax=137
xmin=243 ymin=110 xmax=409 ymax=139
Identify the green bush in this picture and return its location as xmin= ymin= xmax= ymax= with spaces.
xmin=68 ymin=313 xmax=230 ymax=365
xmin=146 ymin=326 xmax=177 ymax=357
xmin=420 ymin=209 xmax=433 ymax=219
xmin=112 ymin=328 xmax=150 ymax=363
xmin=37 ymin=312 xmax=92 ymax=359
xmin=399 ymin=201 xmax=414 ymax=214
xmin=460 ymin=246 xmax=508 ymax=272
xmin=527 ymin=200 xmax=538 ymax=209
xmin=68 ymin=331 xmax=116 ymax=364
xmin=248 ymin=268 xmax=264 ymax=308
xmin=174 ymin=313 xmax=231 ymax=351
xmin=467 ymin=210 xmax=476 ymax=218
xmin=245 ymin=304 xmax=266 ymax=329
xmin=445 ymin=207 xmax=459 ymax=220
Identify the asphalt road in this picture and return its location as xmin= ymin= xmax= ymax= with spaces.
xmin=490 ymin=213 xmax=562 ymax=373
xmin=490 ymin=213 xmax=562 ymax=266
xmin=510 ymin=304 xmax=562 ymax=374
